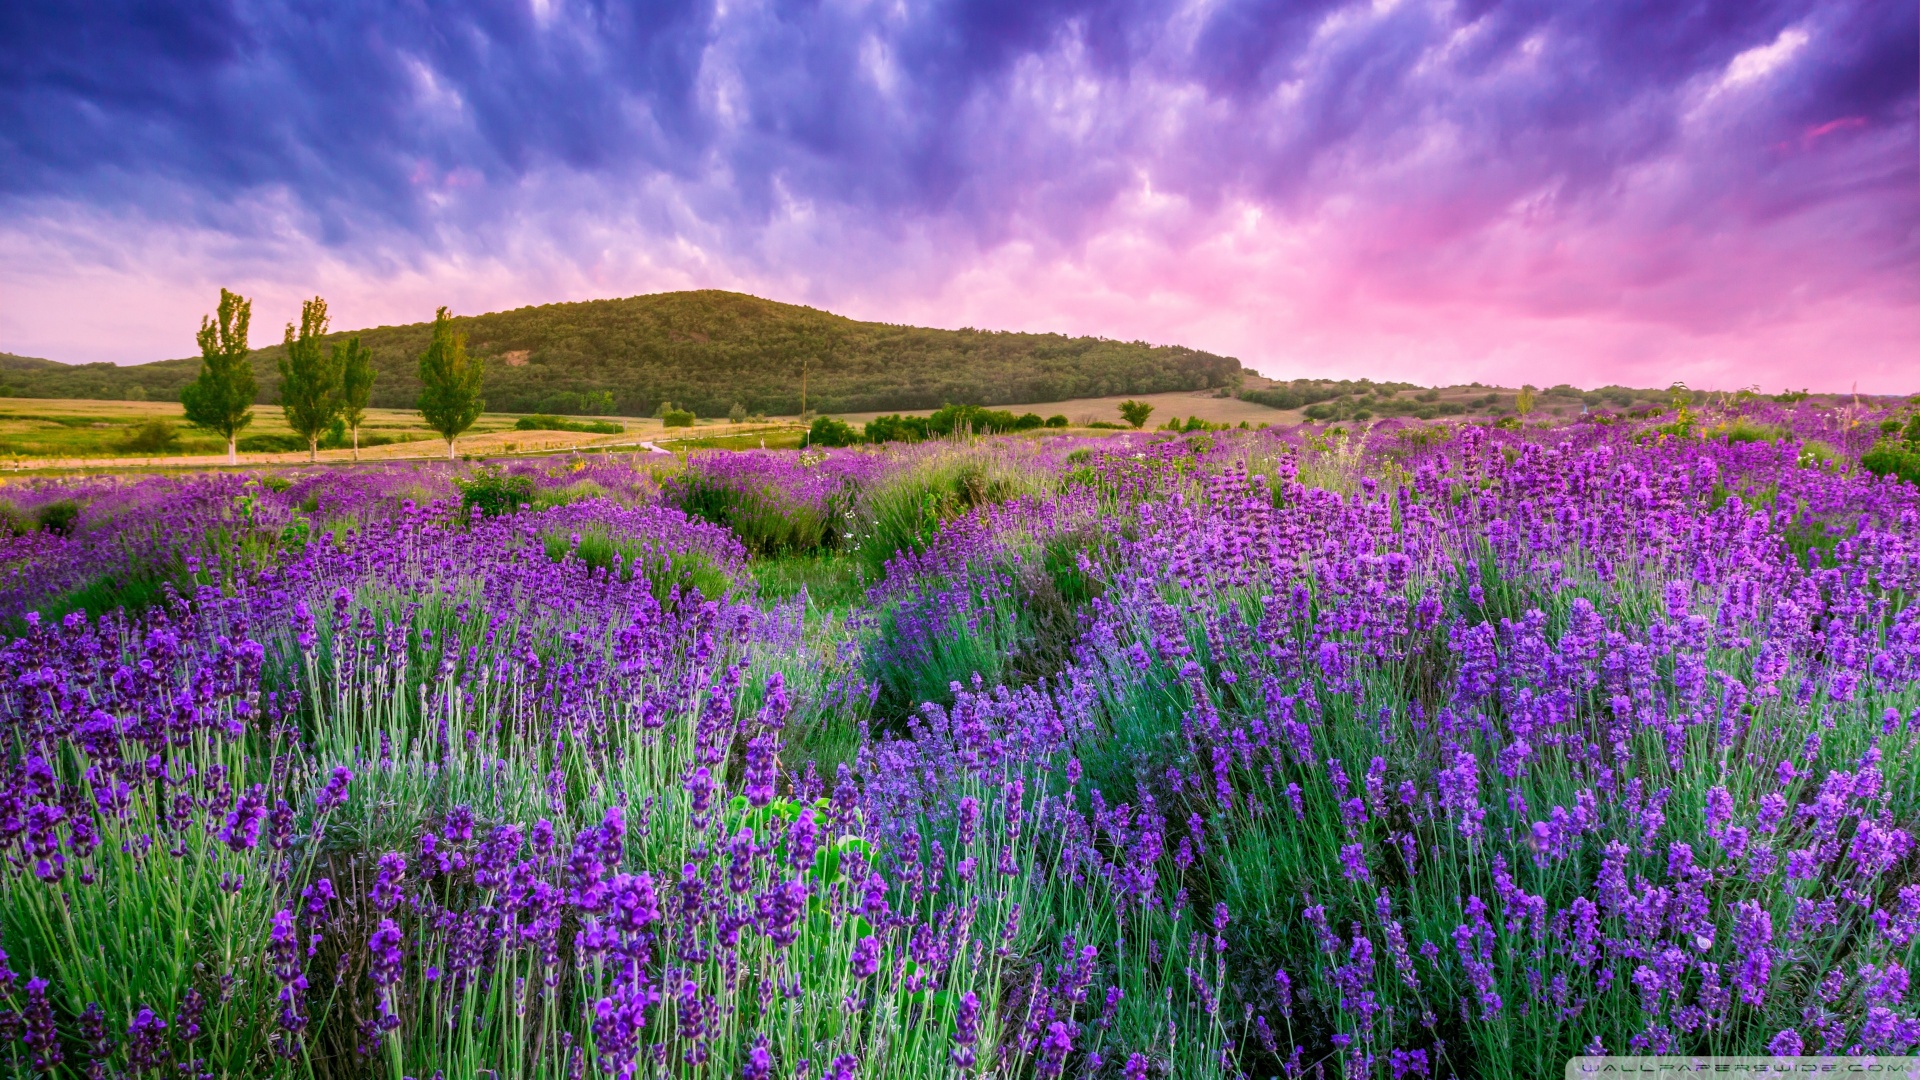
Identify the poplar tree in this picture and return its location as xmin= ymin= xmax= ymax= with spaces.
xmin=180 ymin=288 xmax=256 ymax=465
xmin=278 ymin=296 xmax=344 ymax=462
xmin=417 ymin=307 xmax=484 ymax=459
xmin=336 ymin=336 xmax=375 ymax=460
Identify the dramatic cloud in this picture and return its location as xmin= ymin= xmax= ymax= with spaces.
xmin=2 ymin=0 xmax=1914 ymax=390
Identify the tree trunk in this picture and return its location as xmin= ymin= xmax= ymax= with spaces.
xmin=447 ymin=436 xmax=457 ymax=460
xmin=227 ymin=434 xmax=237 ymax=466
xmin=309 ymin=435 xmax=318 ymax=464
xmin=352 ymin=425 xmax=360 ymax=462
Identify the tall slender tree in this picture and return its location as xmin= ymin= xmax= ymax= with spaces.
xmin=336 ymin=336 xmax=375 ymax=461
xmin=278 ymin=297 xmax=344 ymax=463
xmin=417 ymin=307 xmax=484 ymax=459
xmin=180 ymin=288 xmax=256 ymax=465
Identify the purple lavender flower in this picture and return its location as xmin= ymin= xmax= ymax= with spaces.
xmin=951 ymin=990 xmax=980 ymax=1069
xmin=851 ymin=935 xmax=881 ymax=980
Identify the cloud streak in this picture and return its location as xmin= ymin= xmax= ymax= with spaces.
xmin=1 ymin=0 xmax=1913 ymax=390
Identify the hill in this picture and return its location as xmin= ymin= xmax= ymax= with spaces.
xmin=0 ymin=291 xmax=1242 ymax=416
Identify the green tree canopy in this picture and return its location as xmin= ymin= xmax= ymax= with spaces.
xmin=417 ymin=307 xmax=484 ymax=458
xmin=278 ymin=296 xmax=344 ymax=462
xmin=180 ymin=288 xmax=256 ymax=464
xmin=1119 ymin=399 xmax=1154 ymax=428
xmin=336 ymin=336 xmax=375 ymax=460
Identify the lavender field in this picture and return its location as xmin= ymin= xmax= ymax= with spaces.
xmin=1 ymin=404 xmax=1917 ymax=1079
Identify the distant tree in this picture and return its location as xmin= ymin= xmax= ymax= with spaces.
xmin=1119 ymin=399 xmax=1153 ymax=429
xmin=1515 ymin=385 xmax=1536 ymax=416
xmin=336 ymin=336 xmax=375 ymax=461
xmin=180 ymin=288 xmax=256 ymax=465
xmin=417 ymin=307 xmax=485 ymax=459
xmin=279 ymin=296 xmax=345 ymax=463
xmin=728 ymin=402 xmax=748 ymax=424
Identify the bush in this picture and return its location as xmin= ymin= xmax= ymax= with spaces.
xmin=806 ymin=416 xmax=859 ymax=447
xmin=925 ymin=403 xmax=1022 ymax=435
xmin=1044 ymin=414 xmax=1068 ymax=428
xmin=1862 ymin=438 xmax=1920 ymax=486
xmin=866 ymin=414 xmax=931 ymax=443
xmin=516 ymin=414 xmax=623 ymax=435
xmin=37 ymin=499 xmax=81 ymax=535
xmin=455 ymin=470 xmax=536 ymax=518
xmin=1013 ymin=413 xmax=1044 ymax=430
xmin=1118 ymin=399 xmax=1153 ymax=428
xmin=117 ymin=418 xmax=181 ymax=453
xmin=662 ymin=408 xmax=696 ymax=428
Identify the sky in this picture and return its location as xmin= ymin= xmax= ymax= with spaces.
xmin=1 ymin=0 xmax=1914 ymax=393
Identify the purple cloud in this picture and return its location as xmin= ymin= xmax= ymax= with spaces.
xmin=1 ymin=0 xmax=1913 ymax=389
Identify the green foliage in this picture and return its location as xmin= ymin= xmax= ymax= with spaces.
xmin=0 ymin=499 xmax=29 ymax=537
xmin=36 ymin=499 xmax=80 ymax=535
xmin=1715 ymin=418 xmax=1790 ymax=444
xmin=116 ymin=418 xmax=182 ymax=453
xmin=850 ymin=452 xmax=1039 ymax=578
xmin=1798 ymin=439 xmax=1840 ymax=469
xmin=0 ymin=292 xmax=1246 ymax=416
xmin=454 ymin=469 xmax=535 ymax=518
xmin=417 ymin=306 xmax=485 ymax=456
xmin=337 ymin=334 xmax=375 ymax=455
xmin=1862 ymin=437 xmax=1920 ymax=486
xmin=1118 ymin=399 xmax=1153 ymax=428
xmin=544 ymin=526 xmax=734 ymax=608
xmin=662 ymin=407 xmax=696 ymax=428
xmin=514 ymin=414 xmax=623 ymax=434
xmin=750 ymin=553 xmax=865 ymax=610
xmin=1044 ymin=414 xmax=1068 ymax=428
xmin=534 ymin=388 xmax=615 ymax=414
xmin=921 ymin=403 xmax=1033 ymax=435
xmin=806 ymin=415 xmax=859 ymax=447
xmin=277 ymin=295 xmax=345 ymax=460
xmin=179 ymin=287 xmax=256 ymax=460
xmin=865 ymin=414 xmax=930 ymax=443
xmin=670 ymin=472 xmax=837 ymax=557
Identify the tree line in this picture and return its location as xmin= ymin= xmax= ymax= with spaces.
xmin=182 ymin=290 xmax=484 ymax=463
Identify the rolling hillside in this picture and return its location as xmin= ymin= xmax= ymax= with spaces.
xmin=0 ymin=291 xmax=1242 ymax=416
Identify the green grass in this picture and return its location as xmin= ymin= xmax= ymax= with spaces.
xmin=751 ymin=553 xmax=866 ymax=610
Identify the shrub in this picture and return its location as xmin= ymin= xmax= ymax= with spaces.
xmin=662 ymin=408 xmax=696 ymax=428
xmin=806 ymin=416 xmax=859 ymax=447
xmin=455 ymin=470 xmax=536 ymax=518
xmin=865 ymin=414 xmax=931 ymax=443
xmin=925 ymin=403 xmax=1022 ymax=435
xmin=36 ymin=499 xmax=81 ymax=535
xmin=1118 ymin=399 xmax=1153 ymax=428
xmin=1044 ymin=414 xmax=1068 ymax=428
xmin=117 ymin=418 xmax=182 ymax=453
xmin=515 ymin=414 xmax=623 ymax=434
xmin=1862 ymin=438 xmax=1920 ymax=485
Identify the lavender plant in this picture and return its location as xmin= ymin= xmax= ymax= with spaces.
xmin=1 ymin=401 xmax=1916 ymax=1078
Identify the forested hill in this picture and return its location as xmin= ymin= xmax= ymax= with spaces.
xmin=0 ymin=291 xmax=1242 ymax=416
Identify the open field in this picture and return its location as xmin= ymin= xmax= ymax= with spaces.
xmin=2 ymin=396 xmax=1917 ymax=1076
